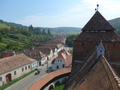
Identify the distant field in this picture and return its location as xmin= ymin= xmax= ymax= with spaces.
xmin=0 ymin=23 xmax=10 ymax=29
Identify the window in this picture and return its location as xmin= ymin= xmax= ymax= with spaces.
xmin=0 ymin=77 xmax=2 ymax=81
xmin=22 ymin=68 xmax=24 ymax=71
xmin=63 ymin=64 xmax=65 ymax=68
xmin=28 ymin=65 xmax=30 ymax=68
xmin=25 ymin=66 xmax=27 ymax=70
xmin=57 ymin=66 xmax=59 ymax=69
xmin=14 ymin=71 xmax=16 ymax=75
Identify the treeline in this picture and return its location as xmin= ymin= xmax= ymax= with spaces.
xmin=66 ymin=34 xmax=78 ymax=47
xmin=0 ymin=24 xmax=52 ymax=53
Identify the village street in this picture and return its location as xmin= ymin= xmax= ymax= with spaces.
xmin=5 ymin=60 xmax=52 ymax=90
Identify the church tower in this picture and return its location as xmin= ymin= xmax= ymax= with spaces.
xmin=72 ymin=7 xmax=120 ymax=72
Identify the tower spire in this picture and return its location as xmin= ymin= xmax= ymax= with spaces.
xmin=95 ymin=4 xmax=99 ymax=11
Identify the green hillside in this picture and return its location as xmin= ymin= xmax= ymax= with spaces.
xmin=0 ymin=23 xmax=10 ymax=29
xmin=108 ymin=17 xmax=120 ymax=29
xmin=0 ymin=21 xmax=53 ymax=54
xmin=0 ymin=19 xmax=27 ymax=29
xmin=49 ymin=27 xmax=81 ymax=35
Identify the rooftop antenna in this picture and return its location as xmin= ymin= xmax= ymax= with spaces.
xmin=95 ymin=4 xmax=99 ymax=12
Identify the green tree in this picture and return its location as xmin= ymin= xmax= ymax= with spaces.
xmin=48 ymin=29 xmax=52 ymax=35
xmin=42 ymin=29 xmax=47 ymax=35
xmin=28 ymin=25 xmax=34 ymax=31
xmin=6 ymin=42 xmax=20 ymax=51
xmin=66 ymin=34 xmax=78 ymax=47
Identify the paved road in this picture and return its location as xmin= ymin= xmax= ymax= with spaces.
xmin=5 ymin=60 xmax=52 ymax=90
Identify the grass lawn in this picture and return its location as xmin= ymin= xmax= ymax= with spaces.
xmin=0 ymin=70 xmax=36 ymax=90
xmin=52 ymin=84 xmax=65 ymax=90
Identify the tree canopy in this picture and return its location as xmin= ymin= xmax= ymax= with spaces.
xmin=66 ymin=34 xmax=78 ymax=47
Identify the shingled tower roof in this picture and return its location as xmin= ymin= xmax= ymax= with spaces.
xmin=75 ymin=10 xmax=120 ymax=42
xmin=82 ymin=11 xmax=116 ymax=31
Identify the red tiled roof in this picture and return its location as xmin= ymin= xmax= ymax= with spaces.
xmin=75 ymin=32 xmax=120 ymax=42
xmin=28 ymin=68 xmax=71 ymax=90
xmin=82 ymin=11 xmax=115 ymax=31
xmin=0 ymin=51 xmax=14 ymax=58
xmin=0 ymin=53 xmax=36 ymax=74
xmin=65 ymin=55 xmax=72 ymax=67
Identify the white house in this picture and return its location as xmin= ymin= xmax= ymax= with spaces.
xmin=0 ymin=53 xmax=36 ymax=86
xmin=52 ymin=50 xmax=72 ymax=71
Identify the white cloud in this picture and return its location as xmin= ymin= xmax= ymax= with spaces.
xmin=14 ymin=0 xmax=120 ymax=28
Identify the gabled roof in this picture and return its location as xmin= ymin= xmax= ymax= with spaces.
xmin=82 ymin=11 xmax=116 ymax=31
xmin=18 ymin=47 xmax=51 ymax=60
xmin=0 ymin=53 xmax=35 ymax=75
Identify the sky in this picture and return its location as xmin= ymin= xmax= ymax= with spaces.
xmin=0 ymin=0 xmax=120 ymax=28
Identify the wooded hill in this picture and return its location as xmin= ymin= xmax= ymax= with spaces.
xmin=108 ymin=17 xmax=120 ymax=34
xmin=0 ymin=23 xmax=52 ymax=54
xmin=108 ymin=17 xmax=120 ymax=30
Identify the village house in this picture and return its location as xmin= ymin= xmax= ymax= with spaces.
xmin=64 ymin=5 xmax=120 ymax=90
xmin=19 ymin=47 xmax=54 ymax=67
xmin=52 ymin=49 xmax=72 ymax=71
xmin=50 ymin=35 xmax=66 ymax=44
xmin=41 ymin=43 xmax=62 ymax=58
xmin=0 ymin=53 xmax=37 ymax=86
xmin=56 ymin=43 xmax=64 ymax=52
xmin=35 ymin=42 xmax=65 ymax=59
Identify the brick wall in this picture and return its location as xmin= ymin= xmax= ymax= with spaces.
xmin=72 ymin=41 xmax=120 ymax=71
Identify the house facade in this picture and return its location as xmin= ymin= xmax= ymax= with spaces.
xmin=0 ymin=53 xmax=36 ymax=86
